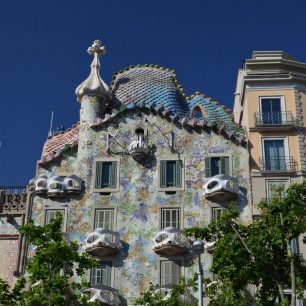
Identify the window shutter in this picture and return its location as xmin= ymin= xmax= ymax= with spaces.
xmin=291 ymin=237 xmax=298 ymax=254
xmin=110 ymin=162 xmax=117 ymax=188
xmin=175 ymin=160 xmax=182 ymax=187
xmin=95 ymin=162 xmax=103 ymax=189
xmin=220 ymin=157 xmax=229 ymax=175
xmin=205 ymin=157 xmax=211 ymax=177
xmin=160 ymin=161 xmax=167 ymax=187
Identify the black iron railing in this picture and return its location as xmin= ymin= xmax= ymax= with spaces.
xmin=254 ymin=111 xmax=296 ymax=126
xmin=259 ymin=156 xmax=297 ymax=171
xmin=0 ymin=185 xmax=26 ymax=194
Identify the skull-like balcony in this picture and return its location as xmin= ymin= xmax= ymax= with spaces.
xmin=153 ymin=227 xmax=190 ymax=256
xmin=128 ymin=130 xmax=149 ymax=161
xmin=84 ymin=286 xmax=120 ymax=306
xmin=203 ymin=174 xmax=239 ymax=203
xmin=85 ymin=228 xmax=121 ymax=257
xmin=204 ymin=240 xmax=216 ymax=254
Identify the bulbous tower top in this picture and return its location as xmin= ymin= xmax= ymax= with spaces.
xmin=75 ymin=39 xmax=110 ymax=102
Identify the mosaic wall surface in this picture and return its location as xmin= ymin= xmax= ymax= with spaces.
xmin=32 ymin=112 xmax=251 ymax=305
xmin=0 ymin=239 xmax=19 ymax=285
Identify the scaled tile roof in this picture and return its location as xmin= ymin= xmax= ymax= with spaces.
xmin=40 ymin=65 xmax=245 ymax=165
xmin=39 ymin=125 xmax=79 ymax=164
xmin=111 ymin=65 xmax=190 ymax=117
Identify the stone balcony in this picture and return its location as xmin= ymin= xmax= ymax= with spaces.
xmin=85 ymin=228 xmax=121 ymax=257
xmin=203 ymin=174 xmax=239 ymax=203
xmin=153 ymin=227 xmax=190 ymax=256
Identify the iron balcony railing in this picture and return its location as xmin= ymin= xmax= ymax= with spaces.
xmin=0 ymin=185 xmax=26 ymax=194
xmin=254 ymin=111 xmax=296 ymax=126
xmin=259 ymin=156 xmax=297 ymax=172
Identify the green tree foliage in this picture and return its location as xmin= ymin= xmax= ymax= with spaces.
xmin=133 ymin=277 xmax=198 ymax=306
xmin=0 ymin=212 xmax=99 ymax=306
xmin=185 ymin=182 xmax=306 ymax=306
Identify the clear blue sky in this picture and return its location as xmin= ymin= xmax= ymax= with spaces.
xmin=1 ymin=0 xmax=306 ymax=185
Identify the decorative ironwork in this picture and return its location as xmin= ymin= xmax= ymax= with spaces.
xmin=259 ymin=156 xmax=297 ymax=172
xmin=254 ymin=111 xmax=297 ymax=126
xmin=1 ymin=191 xmax=27 ymax=213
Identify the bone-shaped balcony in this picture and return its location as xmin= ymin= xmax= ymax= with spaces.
xmin=128 ymin=133 xmax=149 ymax=161
xmin=153 ymin=227 xmax=190 ymax=256
xmin=84 ymin=286 xmax=120 ymax=306
xmin=85 ymin=228 xmax=121 ymax=257
xmin=203 ymin=174 xmax=239 ymax=203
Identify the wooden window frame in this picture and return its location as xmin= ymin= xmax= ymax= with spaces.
xmin=159 ymin=259 xmax=183 ymax=287
xmin=90 ymin=260 xmax=113 ymax=287
xmin=160 ymin=207 xmax=182 ymax=230
xmin=94 ymin=207 xmax=115 ymax=231
xmin=158 ymin=156 xmax=185 ymax=192
xmin=93 ymin=157 xmax=120 ymax=193
xmin=44 ymin=207 xmax=67 ymax=232
xmin=205 ymin=153 xmax=232 ymax=177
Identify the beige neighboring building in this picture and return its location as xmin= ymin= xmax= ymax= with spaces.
xmin=233 ymin=51 xmax=306 ymax=304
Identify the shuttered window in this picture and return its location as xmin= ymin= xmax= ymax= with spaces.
xmin=161 ymin=208 xmax=180 ymax=229
xmin=205 ymin=157 xmax=229 ymax=177
xmin=94 ymin=209 xmax=114 ymax=230
xmin=160 ymin=160 xmax=182 ymax=188
xmin=160 ymin=260 xmax=181 ymax=286
xmin=44 ymin=209 xmax=65 ymax=231
xmin=95 ymin=161 xmax=117 ymax=189
xmin=91 ymin=261 xmax=112 ymax=286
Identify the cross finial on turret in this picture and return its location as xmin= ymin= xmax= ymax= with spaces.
xmin=87 ymin=39 xmax=106 ymax=57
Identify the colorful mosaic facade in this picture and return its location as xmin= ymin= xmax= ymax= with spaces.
xmin=24 ymin=40 xmax=251 ymax=305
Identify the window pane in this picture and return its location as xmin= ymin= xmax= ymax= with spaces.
xmin=95 ymin=209 xmax=114 ymax=230
xmin=211 ymin=157 xmax=221 ymax=176
xmin=166 ymin=161 xmax=176 ymax=187
xmin=161 ymin=209 xmax=180 ymax=229
xmin=91 ymin=261 xmax=112 ymax=286
xmin=264 ymin=140 xmax=285 ymax=170
xmin=212 ymin=208 xmax=223 ymax=221
xmin=101 ymin=162 xmax=112 ymax=188
xmin=45 ymin=209 xmax=65 ymax=231
xmin=160 ymin=260 xmax=180 ymax=286
xmin=261 ymin=98 xmax=282 ymax=124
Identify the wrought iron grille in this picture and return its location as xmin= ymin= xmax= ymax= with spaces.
xmin=254 ymin=111 xmax=296 ymax=126
xmin=0 ymin=185 xmax=26 ymax=194
xmin=259 ymin=156 xmax=297 ymax=171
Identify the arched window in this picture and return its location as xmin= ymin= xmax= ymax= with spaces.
xmin=135 ymin=127 xmax=145 ymax=141
xmin=192 ymin=106 xmax=203 ymax=119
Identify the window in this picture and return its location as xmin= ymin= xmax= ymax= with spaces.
xmin=192 ymin=106 xmax=203 ymax=119
xmin=263 ymin=139 xmax=286 ymax=171
xmin=160 ymin=160 xmax=183 ymax=189
xmin=160 ymin=260 xmax=181 ymax=286
xmin=291 ymin=237 xmax=299 ymax=255
xmin=44 ymin=209 xmax=65 ymax=231
xmin=260 ymin=97 xmax=283 ymax=124
xmin=94 ymin=208 xmax=114 ymax=230
xmin=212 ymin=207 xmax=224 ymax=222
xmin=91 ymin=261 xmax=112 ymax=286
xmin=266 ymin=180 xmax=288 ymax=200
xmin=161 ymin=208 xmax=180 ymax=229
xmin=205 ymin=157 xmax=229 ymax=177
xmin=94 ymin=158 xmax=120 ymax=192
xmin=283 ymin=290 xmax=303 ymax=306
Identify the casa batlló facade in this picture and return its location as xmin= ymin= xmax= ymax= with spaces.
xmin=0 ymin=40 xmax=251 ymax=305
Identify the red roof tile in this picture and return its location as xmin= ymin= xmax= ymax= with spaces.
xmin=39 ymin=125 xmax=79 ymax=164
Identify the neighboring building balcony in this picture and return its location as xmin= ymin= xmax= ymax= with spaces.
xmin=85 ymin=228 xmax=122 ymax=257
xmin=153 ymin=227 xmax=190 ymax=256
xmin=251 ymin=111 xmax=297 ymax=131
xmin=154 ymin=287 xmax=196 ymax=304
xmin=259 ymin=156 xmax=297 ymax=173
xmin=203 ymin=174 xmax=239 ymax=203
xmin=84 ymin=286 xmax=120 ymax=306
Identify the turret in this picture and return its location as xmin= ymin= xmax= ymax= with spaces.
xmin=75 ymin=39 xmax=110 ymax=179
